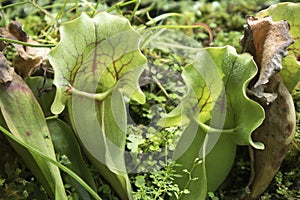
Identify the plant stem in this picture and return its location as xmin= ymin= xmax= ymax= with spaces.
xmin=177 ymin=158 xmax=202 ymax=199
xmin=0 ymin=37 xmax=55 ymax=48
xmin=193 ymin=116 xmax=236 ymax=134
xmin=0 ymin=2 xmax=29 ymax=10
xmin=81 ymin=0 xmax=97 ymax=13
xmin=91 ymin=1 xmax=101 ymax=17
xmin=54 ymin=0 xmax=70 ymax=22
xmin=145 ymin=13 xmax=183 ymax=26
xmin=146 ymin=24 xmax=213 ymax=44
xmin=152 ymin=75 xmax=171 ymax=99
xmin=0 ymin=126 xmax=102 ymax=200
xmin=27 ymin=0 xmax=55 ymax=20
xmin=67 ymin=85 xmax=114 ymax=101
xmin=129 ymin=0 xmax=140 ymax=22
xmin=106 ymin=0 xmax=138 ymax=13
xmin=45 ymin=115 xmax=59 ymax=121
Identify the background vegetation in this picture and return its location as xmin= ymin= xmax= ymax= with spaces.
xmin=0 ymin=0 xmax=299 ymax=199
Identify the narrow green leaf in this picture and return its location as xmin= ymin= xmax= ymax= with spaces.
xmin=47 ymin=118 xmax=97 ymax=200
xmin=0 ymin=125 xmax=102 ymax=200
xmin=172 ymin=121 xmax=208 ymax=200
xmin=0 ymin=73 xmax=67 ymax=200
xmin=257 ymin=2 xmax=300 ymax=91
xmin=25 ymin=76 xmax=55 ymax=117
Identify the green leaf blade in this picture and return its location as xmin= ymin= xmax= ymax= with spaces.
xmin=0 ymin=74 xmax=67 ymax=200
xmin=47 ymin=118 xmax=97 ymax=200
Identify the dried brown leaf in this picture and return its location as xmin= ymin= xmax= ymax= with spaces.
xmin=13 ymin=39 xmax=50 ymax=77
xmin=0 ymin=52 xmax=14 ymax=84
xmin=241 ymin=16 xmax=294 ymax=103
xmin=0 ymin=21 xmax=50 ymax=77
xmin=8 ymin=21 xmax=28 ymax=42
xmin=241 ymin=16 xmax=296 ymax=200
xmin=244 ymin=74 xmax=296 ymax=200
xmin=0 ymin=21 xmax=28 ymax=57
